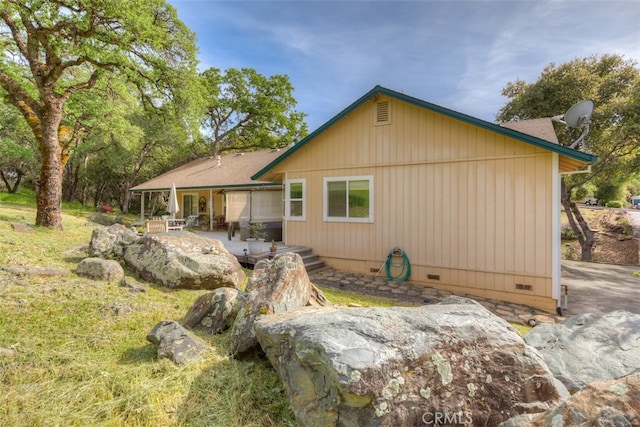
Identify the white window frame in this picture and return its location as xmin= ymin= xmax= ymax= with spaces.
xmin=323 ymin=176 xmax=374 ymax=223
xmin=284 ymin=179 xmax=306 ymax=221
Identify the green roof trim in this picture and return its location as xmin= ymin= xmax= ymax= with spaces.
xmin=128 ymin=182 xmax=280 ymax=193
xmin=252 ymin=85 xmax=598 ymax=180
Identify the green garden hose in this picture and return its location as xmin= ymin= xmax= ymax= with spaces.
xmin=385 ymin=247 xmax=411 ymax=282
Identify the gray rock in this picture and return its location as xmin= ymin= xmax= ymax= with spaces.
xmin=123 ymin=233 xmax=245 ymax=290
xmin=120 ymin=276 xmax=147 ymax=293
xmin=0 ymin=264 xmax=68 ymax=277
xmin=76 ymin=257 xmax=124 ymax=282
xmin=499 ymin=372 xmax=640 ymax=426
xmin=524 ymin=310 xmax=640 ymax=393
xmin=255 ymin=303 xmax=568 ymax=427
xmin=10 ymin=223 xmax=33 ymax=233
xmin=183 ymin=288 xmax=245 ymax=334
xmin=229 ymin=253 xmax=312 ymax=358
xmin=89 ymin=224 xmax=139 ymax=259
xmin=308 ymin=283 xmax=332 ymax=307
xmin=146 ymin=320 xmax=207 ymax=365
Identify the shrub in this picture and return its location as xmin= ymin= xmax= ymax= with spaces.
xmin=605 ymin=201 xmax=623 ymax=208
xmin=248 ymin=222 xmax=267 ymax=239
xmin=560 ymin=227 xmax=577 ymax=240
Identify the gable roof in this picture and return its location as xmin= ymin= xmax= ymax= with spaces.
xmin=130 ymin=149 xmax=284 ymax=192
xmin=500 ymin=118 xmax=559 ymax=144
xmin=252 ymin=85 xmax=597 ymax=180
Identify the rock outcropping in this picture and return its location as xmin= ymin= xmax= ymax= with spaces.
xmin=76 ymin=257 xmax=124 ymax=282
xmin=124 ymin=233 xmax=245 ymax=289
xmin=146 ymin=320 xmax=207 ymax=365
xmin=183 ymin=288 xmax=245 ymax=334
xmin=500 ymin=371 xmax=640 ymax=426
xmin=255 ymin=299 xmax=568 ymax=426
xmin=89 ymin=223 xmax=139 ymax=259
xmin=524 ymin=310 xmax=640 ymax=393
xmin=229 ymin=252 xmax=312 ymax=357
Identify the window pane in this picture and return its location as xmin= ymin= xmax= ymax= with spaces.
xmin=327 ymin=181 xmax=347 ymax=217
xmin=348 ymin=180 xmax=369 ymax=218
xmin=289 ymin=182 xmax=303 ymax=199
xmin=290 ymin=200 xmax=303 ymax=217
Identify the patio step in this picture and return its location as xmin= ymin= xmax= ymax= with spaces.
xmin=290 ymin=247 xmax=325 ymax=272
xmin=236 ymin=245 xmax=325 ymax=272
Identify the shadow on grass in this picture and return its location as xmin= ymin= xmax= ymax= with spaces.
xmin=119 ymin=343 xmax=158 ymax=365
xmin=175 ymin=355 xmax=296 ymax=426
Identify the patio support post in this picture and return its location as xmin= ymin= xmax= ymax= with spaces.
xmin=209 ymin=188 xmax=213 ymax=230
xmin=140 ymin=191 xmax=145 ymax=224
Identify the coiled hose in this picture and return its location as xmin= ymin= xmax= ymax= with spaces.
xmin=385 ymin=247 xmax=411 ymax=282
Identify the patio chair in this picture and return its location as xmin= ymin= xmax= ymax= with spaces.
xmin=146 ymin=219 xmax=168 ymax=233
xmin=215 ymin=215 xmax=228 ymax=231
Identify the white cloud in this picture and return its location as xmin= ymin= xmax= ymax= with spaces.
xmin=170 ymin=0 xmax=640 ymax=128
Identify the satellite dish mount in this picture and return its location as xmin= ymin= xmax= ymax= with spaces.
xmin=552 ymin=100 xmax=594 ymax=149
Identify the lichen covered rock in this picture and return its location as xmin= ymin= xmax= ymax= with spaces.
xmin=255 ymin=300 xmax=568 ymax=426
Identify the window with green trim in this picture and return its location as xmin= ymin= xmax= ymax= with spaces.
xmin=285 ymin=179 xmax=305 ymax=220
xmin=323 ymin=176 xmax=373 ymax=222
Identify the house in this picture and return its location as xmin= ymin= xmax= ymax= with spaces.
xmin=252 ymin=86 xmax=597 ymax=312
xmin=129 ymin=149 xmax=284 ymax=239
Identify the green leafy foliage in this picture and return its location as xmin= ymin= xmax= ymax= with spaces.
xmin=199 ymin=67 xmax=308 ymax=155
xmin=497 ymin=54 xmax=640 ymax=261
xmin=0 ymin=0 xmax=199 ymax=228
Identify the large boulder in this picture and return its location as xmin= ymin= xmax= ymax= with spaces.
xmin=524 ymin=310 xmax=640 ymax=393
xmin=89 ymin=224 xmax=139 ymax=259
xmin=183 ymin=288 xmax=245 ymax=334
xmin=499 ymin=372 xmax=640 ymax=427
xmin=254 ymin=300 xmax=569 ymax=427
xmin=76 ymin=257 xmax=124 ymax=282
xmin=123 ymin=233 xmax=245 ymax=289
xmin=229 ymin=252 xmax=312 ymax=358
xmin=146 ymin=320 xmax=208 ymax=365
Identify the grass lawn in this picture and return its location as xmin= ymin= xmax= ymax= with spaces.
xmin=0 ymin=196 xmax=415 ymax=426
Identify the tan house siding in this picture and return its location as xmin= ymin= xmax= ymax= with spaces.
xmin=276 ymin=95 xmax=559 ymax=311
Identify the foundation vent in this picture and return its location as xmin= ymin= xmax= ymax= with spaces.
xmin=375 ymin=101 xmax=390 ymax=125
xmin=515 ymin=283 xmax=533 ymax=292
xmin=427 ymin=274 xmax=440 ymax=280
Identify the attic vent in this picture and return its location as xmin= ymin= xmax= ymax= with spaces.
xmin=375 ymin=101 xmax=390 ymax=125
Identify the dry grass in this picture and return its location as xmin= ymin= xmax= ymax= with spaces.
xmin=0 ymin=200 xmax=414 ymax=426
xmin=0 ymin=202 xmax=294 ymax=426
xmin=561 ymin=207 xmax=639 ymax=265
xmin=0 ymin=195 xmax=544 ymax=426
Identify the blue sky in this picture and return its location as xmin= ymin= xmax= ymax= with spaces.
xmin=169 ymin=0 xmax=640 ymax=130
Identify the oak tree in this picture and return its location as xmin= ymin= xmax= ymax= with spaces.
xmin=0 ymin=0 xmax=197 ymax=228
xmin=200 ymin=67 xmax=308 ymax=156
xmin=497 ymin=54 xmax=640 ymax=261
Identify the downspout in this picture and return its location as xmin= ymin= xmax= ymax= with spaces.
xmin=551 ymin=154 xmax=561 ymax=307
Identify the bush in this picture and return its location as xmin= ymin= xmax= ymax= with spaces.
xmin=560 ymin=227 xmax=577 ymax=240
xmin=605 ymin=201 xmax=623 ymax=208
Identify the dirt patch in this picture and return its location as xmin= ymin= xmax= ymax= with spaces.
xmin=562 ymin=208 xmax=639 ymax=265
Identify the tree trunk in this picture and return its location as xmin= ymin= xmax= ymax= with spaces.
xmin=0 ymin=169 xmax=24 ymax=193
xmin=35 ymin=104 xmax=65 ymax=229
xmin=121 ymin=182 xmax=131 ymax=214
xmin=560 ymin=178 xmax=595 ymax=261
xmin=63 ymin=160 xmax=81 ymax=203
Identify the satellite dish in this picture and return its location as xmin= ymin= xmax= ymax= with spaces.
xmin=552 ymin=100 xmax=595 ymax=149
xmin=564 ymin=100 xmax=594 ymax=128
